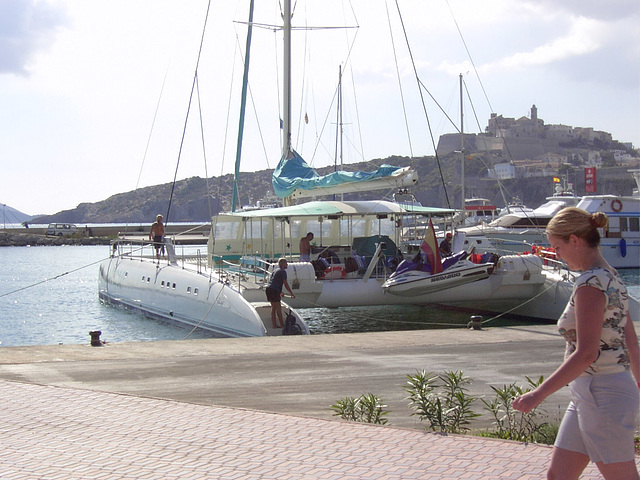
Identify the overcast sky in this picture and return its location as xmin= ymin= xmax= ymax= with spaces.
xmin=1 ymin=0 xmax=638 ymax=216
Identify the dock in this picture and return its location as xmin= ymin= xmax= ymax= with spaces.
xmin=1 ymin=325 xmax=635 ymax=478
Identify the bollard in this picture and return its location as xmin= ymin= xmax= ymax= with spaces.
xmin=467 ymin=316 xmax=483 ymax=330
xmin=89 ymin=330 xmax=103 ymax=347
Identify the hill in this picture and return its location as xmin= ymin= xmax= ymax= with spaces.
xmin=31 ymin=156 xmax=637 ymax=224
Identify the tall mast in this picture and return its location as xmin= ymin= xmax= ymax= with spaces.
xmin=459 ymin=73 xmax=465 ymax=211
xmin=282 ymin=0 xmax=292 ymax=159
xmin=231 ymin=0 xmax=255 ymax=212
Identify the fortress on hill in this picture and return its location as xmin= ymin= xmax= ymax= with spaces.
xmin=436 ymin=104 xmax=616 ymax=160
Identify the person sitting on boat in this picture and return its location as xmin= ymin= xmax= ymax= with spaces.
xmin=265 ymin=258 xmax=295 ymax=329
xmin=299 ymin=232 xmax=314 ymax=262
xmin=149 ymin=214 xmax=165 ymax=261
xmin=439 ymin=232 xmax=453 ymax=257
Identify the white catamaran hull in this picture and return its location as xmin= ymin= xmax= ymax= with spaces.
xmin=99 ymin=253 xmax=308 ymax=338
xmin=241 ymin=256 xmax=575 ymax=321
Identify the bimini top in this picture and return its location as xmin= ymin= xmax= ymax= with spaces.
xmin=272 ymin=150 xmax=418 ymax=200
xmin=221 ymin=200 xmax=457 ymax=219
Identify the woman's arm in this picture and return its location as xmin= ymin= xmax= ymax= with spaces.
xmin=513 ymin=285 xmax=605 ymax=413
xmin=625 ymin=313 xmax=640 ymax=383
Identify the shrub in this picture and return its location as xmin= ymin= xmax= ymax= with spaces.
xmin=481 ymin=375 xmax=550 ymax=442
xmin=330 ymin=393 xmax=389 ymax=425
xmin=405 ymin=370 xmax=480 ymax=433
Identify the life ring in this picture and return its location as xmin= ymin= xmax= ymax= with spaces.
xmin=323 ymin=266 xmax=346 ymax=279
xmin=611 ymin=199 xmax=623 ymax=212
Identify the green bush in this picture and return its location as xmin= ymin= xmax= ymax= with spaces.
xmin=330 ymin=393 xmax=389 ymax=425
xmin=481 ymin=375 xmax=551 ymax=442
xmin=405 ymin=370 xmax=480 ymax=433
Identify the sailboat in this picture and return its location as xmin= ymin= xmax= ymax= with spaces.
xmin=98 ymin=1 xmax=310 ymax=338
xmin=201 ymin=1 xmax=583 ymax=322
xmin=100 ymin=1 xmax=622 ymax=329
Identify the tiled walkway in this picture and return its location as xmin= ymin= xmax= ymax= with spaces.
xmin=0 ymin=380 xmax=616 ymax=479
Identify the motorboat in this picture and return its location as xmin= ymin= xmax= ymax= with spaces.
xmin=457 ymin=171 xmax=640 ymax=268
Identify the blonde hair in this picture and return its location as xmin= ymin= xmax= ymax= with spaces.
xmin=546 ymin=207 xmax=608 ymax=248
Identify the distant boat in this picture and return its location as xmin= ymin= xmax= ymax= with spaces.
xmin=458 ymin=171 xmax=640 ymax=269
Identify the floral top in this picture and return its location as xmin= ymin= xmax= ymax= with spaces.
xmin=557 ymin=267 xmax=630 ymax=376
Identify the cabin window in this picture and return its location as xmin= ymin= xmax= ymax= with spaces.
xmin=379 ymin=218 xmax=394 ymax=237
xmin=172 ymin=283 xmax=176 ymax=289
xmin=214 ymin=220 xmax=239 ymax=240
xmin=351 ymin=217 xmax=366 ymax=238
xmin=194 ymin=288 xmax=199 ymax=296
xmin=619 ymin=218 xmax=628 ymax=232
xmin=161 ymin=281 xmax=165 ymax=287
xmin=630 ymin=217 xmax=639 ymax=232
xmin=142 ymin=276 xmax=145 ymax=281
xmin=147 ymin=277 xmax=150 ymax=283
xmin=187 ymin=287 xmax=191 ymax=294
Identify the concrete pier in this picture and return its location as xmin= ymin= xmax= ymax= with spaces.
xmin=1 ymin=325 xmax=637 ymax=478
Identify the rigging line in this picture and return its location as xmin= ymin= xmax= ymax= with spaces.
xmin=119 ymin=63 xmax=170 ymax=236
xmin=181 ymin=280 xmax=229 ymax=340
xmin=444 ymin=0 xmax=493 ymax=113
xmin=418 ymin=78 xmax=459 ymax=133
xmin=195 ymin=75 xmax=213 ymax=222
xmin=462 ymin=78 xmax=483 ymax=134
xmin=385 ymin=0 xmax=413 ymax=158
xmin=392 ymin=0 xmax=451 ymax=209
xmin=444 ymin=0 xmax=516 ymax=166
xmin=480 ymin=277 xmax=563 ymax=326
xmin=165 ymin=0 xmax=213 ymax=226
xmin=0 ymin=255 xmax=116 ymax=299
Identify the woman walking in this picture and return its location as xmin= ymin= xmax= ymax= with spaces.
xmin=513 ymin=207 xmax=639 ymax=479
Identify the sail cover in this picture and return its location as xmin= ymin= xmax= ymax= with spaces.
xmin=272 ymin=150 xmax=417 ymax=199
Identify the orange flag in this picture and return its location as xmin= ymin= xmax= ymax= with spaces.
xmin=420 ymin=218 xmax=443 ymax=274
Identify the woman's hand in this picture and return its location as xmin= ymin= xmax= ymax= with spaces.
xmin=512 ymin=390 xmax=544 ymax=414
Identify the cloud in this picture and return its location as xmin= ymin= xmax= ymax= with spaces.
xmin=0 ymin=0 xmax=69 ymax=76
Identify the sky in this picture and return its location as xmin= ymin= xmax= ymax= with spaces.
xmin=1 ymin=0 xmax=638 ymax=216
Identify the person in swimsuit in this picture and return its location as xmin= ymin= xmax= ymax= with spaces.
xmin=149 ymin=214 xmax=165 ymax=261
xmin=299 ymin=232 xmax=314 ymax=262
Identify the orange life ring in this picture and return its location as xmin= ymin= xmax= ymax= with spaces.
xmin=611 ymin=199 xmax=623 ymax=212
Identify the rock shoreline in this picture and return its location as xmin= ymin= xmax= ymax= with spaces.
xmin=0 ymin=233 xmax=111 ymax=247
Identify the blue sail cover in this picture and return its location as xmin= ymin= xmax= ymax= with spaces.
xmin=272 ymin=150 xmax=407 ymax=198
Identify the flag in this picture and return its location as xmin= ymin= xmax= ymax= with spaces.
xmin=553 ymin=177 xmax=560 ymax=183
xmin=420 ymin=218 xmax=443 ymax=274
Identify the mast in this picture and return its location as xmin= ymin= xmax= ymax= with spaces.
xmin=459 ymin=73 xmax=465 ymax=211
xmin=282 ymin=0 xmax=292 ymax=159
xmin=231 ymin=0 xmax=255 ymax=212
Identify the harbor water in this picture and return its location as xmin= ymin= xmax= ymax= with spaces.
xmin=1 ymin=245 xmax=638 ymax=348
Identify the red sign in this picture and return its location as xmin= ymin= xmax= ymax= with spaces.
xmin=584 ymin=167 xmax=597 ymax=193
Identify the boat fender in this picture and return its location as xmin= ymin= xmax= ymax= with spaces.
xmin=619 ymin=238 xmax=627 ymax=258
xmin=611 ymin=199 xmax=623 ymax=212
xmin=283 ymin=310 xmax=303 ymax=335
xmin=291 ymin=265 xmax=300 ymax=289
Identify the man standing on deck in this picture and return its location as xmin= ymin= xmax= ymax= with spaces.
xmin=149 ymin=214 xmax=165 ymax=261
xmin=299 ymin=232 xmax=314 ymax=262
